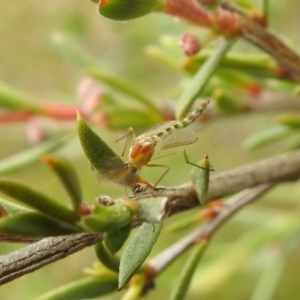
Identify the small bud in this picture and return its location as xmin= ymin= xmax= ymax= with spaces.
xmin=27 ymin=117 xmax=48 ymax=143
xmin=78 ymin=203 xmax=93 ymax=216
xmin=77 ymin=77 xmax=103 ymax=116
xmin=97 ymin=195 xmax=114 ymax=206
xmin=179 ymin=33 xmax=201 ymax=57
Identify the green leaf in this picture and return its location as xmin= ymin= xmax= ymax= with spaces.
xmin=184 ymin=51 xmax=276 ymax=76
xmin=77 ymin=113 xmax=144 ymax=188
xmin=277 ymin=113 xmax=300 ymax=129
xmin=118 ymin=221 xmax=163 ymax=289
xmin=176 ymin=38 xmax=236 ymax=119
xmin=121 ymin=274 xmax=146 ymax=300
xmin=82 ymin=202 xmax=133 ymax=232
xmin=0 ymin=212 xmax=82 ymax=237
xmin=0 ymin=178 xmax=80 ymax=223
xmin=0 ymin=133 xmax=74 ymax=175
xmin=0 ymin=197 xmax=31 ymax=215
xmin=94 ymin=241 xmax=120 ymax=272
xmin=170 ymin=239 xmax=209 ymax=300
xmin=105 ymin=107 xmax=161 ymax=130
xmin=98 ymin=0 xmax=164 ymax=21
xmin=37 ymin=274 xmax=118 ymax=300
xmin=250 ymin=247 xmax=287 ymax=300
xmin=0 ymin=81 xmax=44 ymax=113
xmin=89 ymin=68 xmax=160 ymax=113
xmin=104 ymin=223 xmax=132 ymax=253
xmin=52 ymin=32 xmax=95 ymax=68
xmin=42 ymin=155 xmax=82 ymax=211
xmin=213 ymin=88 xmax=244 ymax=114
xmin=190 ymin=154 xmax=212 ymax=204
xmin=243 ymin=125 xmax=293 ymax=150
xmin=138 ymin=197 xmax=170 ymax=223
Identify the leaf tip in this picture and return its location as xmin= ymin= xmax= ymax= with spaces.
xmin=77 ymin=110 xmax=82 ymax=121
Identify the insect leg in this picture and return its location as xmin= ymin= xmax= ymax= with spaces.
xmin=145 ymin=163 xmax=170 ymax=187
xmin=183 ymin=150 xmax=214 ymax=171
xmin=115 ymin=127 xmax=135 ymax=157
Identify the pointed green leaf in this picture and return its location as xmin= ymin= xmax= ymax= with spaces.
xmin=170 ymin=239 xmax=209 ymax=300
xmin=118 ymin=221 xmax=163 ymax=289
xmin=0 ymin=178 xmax=80 ymax=223
xmin=82 ymin=202 xmax=133 ymax=232
xmin=104 ymin=224 xmax=131 ymax=253
xmin=177 ymin=38 xmax=236 ymax=119
xmin=94 ymin=241 xmax=120 ymax=272
xmin=98 ymin=0 xmax=164 ymax=21
xmin=243 ymin=125 xmax=293 ymax=150
xmin=37 ymin=273 xmax=118 ymax=300
xmin=42 ymin=155 xmax=82 ymax=211
xmin=138 ymin=197 xmax=170 ymax=223
xmin=190 ymin=155 xmax=211 ymax=204
xmin=77 ymin=113 xmax=143 ymax=188
xmin=0 ymin=212 xmax=82 ymax=237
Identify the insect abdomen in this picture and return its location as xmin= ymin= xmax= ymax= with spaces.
xmin=181 ymin=99 xmax=209 ymax=127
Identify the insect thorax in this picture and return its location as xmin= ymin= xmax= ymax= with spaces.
xmin=128 ymin=137 xmax=157 ymax=169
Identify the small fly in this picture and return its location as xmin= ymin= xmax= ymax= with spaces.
xmin=118 ymin=99 xmax=210 ymax=186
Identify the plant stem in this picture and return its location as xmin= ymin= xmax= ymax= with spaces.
xmin=148 ymin=182 xmax=275 ymax=274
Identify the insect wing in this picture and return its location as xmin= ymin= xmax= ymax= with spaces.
xmin=139 ymin=120 xmax=179 ymax=137
xmin=157 ymin=127 xmax=198 ymax=150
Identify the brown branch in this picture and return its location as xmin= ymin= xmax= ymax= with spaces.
xmin=0 ymin=232 xmax=102 ymax=286
xmin=144 ymin=150 xmax=300 ymax=215
xmin=221 ymin=2 xmax=300 ymax=81
xmin=1 ymin=150 xmax=300 ymax=285
xmin=148 ymin=182 xmax=275 ymax=274
xmin=163 ymin=0 xmax=300 ymax=82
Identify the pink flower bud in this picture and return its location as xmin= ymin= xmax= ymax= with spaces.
xmin=77 ymin=77 xmax=103 ymax=116
xmin=179 ymin=33 xmax=201 ymax=56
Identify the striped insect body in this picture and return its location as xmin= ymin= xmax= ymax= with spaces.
xmin=123 ymin=99 xmax=210 ymax=185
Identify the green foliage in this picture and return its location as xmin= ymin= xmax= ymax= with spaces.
xmin=42 ymin=155 xmax=82 ymax=210
xmin=82 ymin=201 xmax=134 ymax=232
xmin=37 ymin=273 xmax=118 ymax=300
xmin=77 ymin=113 xmax=144 ymax=188
xmin=118 ymin=222 xmax=163 ymax=288
xmin=0 ymin=178 xmax=80 ymax=224
xmin=94 ymin=241 xmax=120 ymax=272
xmin=137 ymin=197 xmax=170 ymax=223
xmin=104 ymin=224 xmax=132 ymax=253
xmin=98 ymin=0 xmax=164 ymax=21
xmin=0 ymin=81 xmax=43 ymax=113
xmin=0 ymin=134 xmax=74 ymax=175
xmin=190 ymin=154 xmax=212 ymax=204
xmin=0 ymin=212 xmax=82 ymax=237
xmin=176 ymin=38 xmax=236 ymax=118
xmin=170 ymin=239 xmax=209 ymax=300
xmin=2 ymin=1 xmax=300 ymax=300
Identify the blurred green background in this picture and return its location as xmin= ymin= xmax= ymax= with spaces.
xmin=1 ymin=1 xmax=300 ymax=299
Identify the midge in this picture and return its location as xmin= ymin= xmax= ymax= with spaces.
xmin=117 ymin=99 xmax=210 ymax=186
